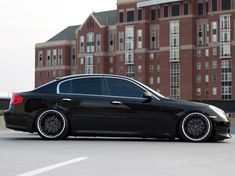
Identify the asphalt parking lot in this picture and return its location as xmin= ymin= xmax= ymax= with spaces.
xmin=0 ymin=126 xmax=234 ymax=176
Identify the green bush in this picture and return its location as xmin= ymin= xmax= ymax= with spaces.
xmin=0 ymin=111 xmax=3 ymax=116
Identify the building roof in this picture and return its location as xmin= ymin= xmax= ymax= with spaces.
xmin=138 ymin=0 xmax=182 ymax=8
xmin=47 ymin=25 xmax=80 ymax=42
xmin=93 ymin=10 xmax=117 ymax=26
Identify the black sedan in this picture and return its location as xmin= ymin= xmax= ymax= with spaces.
xmin=4 ymin=74 xmax=231 ymax=142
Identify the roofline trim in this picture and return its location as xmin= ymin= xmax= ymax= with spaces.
xmin=137 ymin=0 xmax=182 ymax=8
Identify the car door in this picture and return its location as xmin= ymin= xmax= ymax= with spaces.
xmin=104 ymin=77 xmax=166 ymax=136
xmin=57 ymin=76 xmax=110 ymax=134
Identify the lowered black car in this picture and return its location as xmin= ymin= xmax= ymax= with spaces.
xmin=4 ymin=74 xmax=231 ymax=142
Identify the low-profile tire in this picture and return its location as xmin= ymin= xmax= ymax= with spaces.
xmin=36 ymin=110 xmax=69 ymax=140
xmin=179 ymin=112 xmax=212 ymax=142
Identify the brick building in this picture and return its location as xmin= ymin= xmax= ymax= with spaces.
xmin=35 ymin=0 xmax=235 ymax=101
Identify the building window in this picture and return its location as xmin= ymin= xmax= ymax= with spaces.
xmin=213 ymin=48 xmax=217 ymax=56
xmin=109 ymin=32 xmax=115 ymax=52
xmin=150 ymin=28 xmax=158 ymax=50
xmin=212 ymin=0 xmax=217 ymax=11
xmin=213 ymin=87 xmax=217 ymax=95
xmin=164 ymin=6 xmax=168 ymax=17
xmin=118 ymin=32 xmax=124 ymax=51
xmin=222 ymin=0 xmax=231 ymax=10
xmin=170 ymin=63 xmax=180 ymax=99
xmin=96 ymin=34 xmax=101 ymax=52
xmin=149 ymin=77 xmax=154 ymax=85
xmin=52 ymin=49 xmax=57 ymax=67
xmin=196 ymin=88 xmax=201 ymax=96
xmin=197 ymin=3 xmax=203 ymax=15
xmin=205 ymin=49 xmax=209 ymax=57
xmin=125 ymin=26 xmax=134 ymax=64
xmin=97 ymin=57 xmax=100 ymax=64
xmin=220 ymin=15 xmax=231 ymax=58
xmin=205 ymin=75 xmax=209 ymax=83
xmin=205 ymin=61 xmax=209 ymax=70
xmin=85 ymin=55 xmax=93 ymax=74
xmin=126 ymin=65 xmax=134 ymax=78
xmin=221 ymin=59 xmax=232 ymax=100
xmin=109 ymin=68 xmax=113 ymax=74
xmin=157 ymin=64 xmax=160 ymax=72
xmin=80 ymin=58 xmax=84 ymax=65
xmin=150 ymin=9 xmax=156 ymax=20
xmin=196 ymin=75 xmax=201 ymax=83
xmin=38 ymin=50 xmax=43 ymax=67
xmin=212 ymin=60 xmax=217 ymax=69
xmin=119 ymin=12 xmax=124 ymax=23
xmin=109 ymin=57 xmax=113 ymax=64
xmin=196 ymin=62 xmax=201 ymax=70
xmin=138 ymin=65 xmax=142 ymax=73
xmin=212 ymin=73 xmax=217 ymax=82
xmin=211 ymin=21 xmax=218 ymax=42
xmin=71 ymin=49 xmax=76 ymax=67
xmin=46 ymin=50 xmax=51 ymax=67
xmin=138 ymin=9 xmax=142 ymax=21
xmin=87 ymin=33 xmax=94 ymax=53
xmin=172 ymin=4 xmax=180 ymax=16
xmin=127 ymin=10 xmax=134 ymax=22
xmin=184 ymin=3 xmax=189 ymax=15
xmin=58 ymin=49 xmax=63 ymax=66
xmin=205 ymin=88 xmax=209 ymax=95
xmin=157 ymin=77 xmax=160 ymax=84
xmin=197 ymin=23 xmax=209 ymax=46
xmin=170 ymin=21 xmax=180 ymax=61
xmin=137 ymin=29 xmax=142 ymax=49
xmin=80 ymin=36 xmax=84 ymax=54
xmin=206 ymin=2 xmax=209 ymax=14
xmin=149 ymin=65 xmax=154 ymax=72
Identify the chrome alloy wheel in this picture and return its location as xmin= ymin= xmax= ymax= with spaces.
xmin=181 ymin=113 xmax=212 ymax=142
xmin=37 ymin=110 xmax=67 ymax=139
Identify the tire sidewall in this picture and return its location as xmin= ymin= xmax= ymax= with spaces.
xmin=179 ymin=112 xmax=212 ymax=142
xmin=36 ymin=109 xmax=69 ymax=140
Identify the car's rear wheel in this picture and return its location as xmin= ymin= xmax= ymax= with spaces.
xmin=36 ymin=110 xmax=69 ymax=140
xmin=180 ymin=112 xmax=212 ymax=142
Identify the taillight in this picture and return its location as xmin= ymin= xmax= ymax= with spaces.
xmin=10 ymin=93 xmax=24 ymax=105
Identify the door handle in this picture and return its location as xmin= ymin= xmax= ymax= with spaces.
xmin=111 ymin=101 xmax=122 ymax=105
xmin=62 ymin=98 xmax=72 ymax=102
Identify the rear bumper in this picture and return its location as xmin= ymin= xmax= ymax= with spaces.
xmin=4 ymin=111 xmax=34 ymax=133
xmin=212 ymin=120 xmax=231 ymax=140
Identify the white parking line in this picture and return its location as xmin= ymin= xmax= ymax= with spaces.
xmin=17 ymin=157 xmax=89 ymax=176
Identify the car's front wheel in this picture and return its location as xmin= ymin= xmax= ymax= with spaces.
xmin=36 ymin=110 xmax=69 ymax=140
xmin=180 ymin=112 xmax=212 ymax=142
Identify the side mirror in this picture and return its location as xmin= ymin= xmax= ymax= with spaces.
xmin=143 ymin=92 xmax=152 ymax=101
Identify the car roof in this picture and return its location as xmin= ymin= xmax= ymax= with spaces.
xmin=56 ymin=74 xmax=134 ymax=81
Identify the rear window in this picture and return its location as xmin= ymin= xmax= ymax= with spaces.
xmin=35 ymin=80 xmax=58 ymax=94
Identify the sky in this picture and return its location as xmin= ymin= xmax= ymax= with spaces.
xmin=0 ymin=0 xmax=116 ymax=97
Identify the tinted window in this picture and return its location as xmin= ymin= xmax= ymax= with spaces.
xmin=172 ymin=4 xmax=180 ymax=16
xmin=60 ymin=78 xmax=103 ymax=95
xmin=36 ymin=81 xmax=58 ymax=94
xmin=197 ymin=3 xmax=203 ymax=15
xmin=164 ymin=6 xmax=168 ymax=17
xmin=222 ymin=0 xmax=231 ymax=10
xmin=127 ymin=11 xmax=134 ymax=22
xmin=184 ymin=3 xmax=189 ymax=15
xmin=138 ymin=9 xmax=142 ymax=21
xmin=119 ymin=12 xmax=124 ymax=23
xmin=212 ymin=0 xmax=217 ymax=11
xmin=107 ymin=78 xmax=144 ymax=98
xmin=150 ymin=9 xmax=156 ymax=20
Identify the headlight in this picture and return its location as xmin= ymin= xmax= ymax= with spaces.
xmin=209 ymin=105 xmax=228 ymax=120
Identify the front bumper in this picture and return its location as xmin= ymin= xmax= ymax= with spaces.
xmin=4 ymin=111 xmax=34 ymax=133
xmin=212 ymin=120 xmax=231 ymax=140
